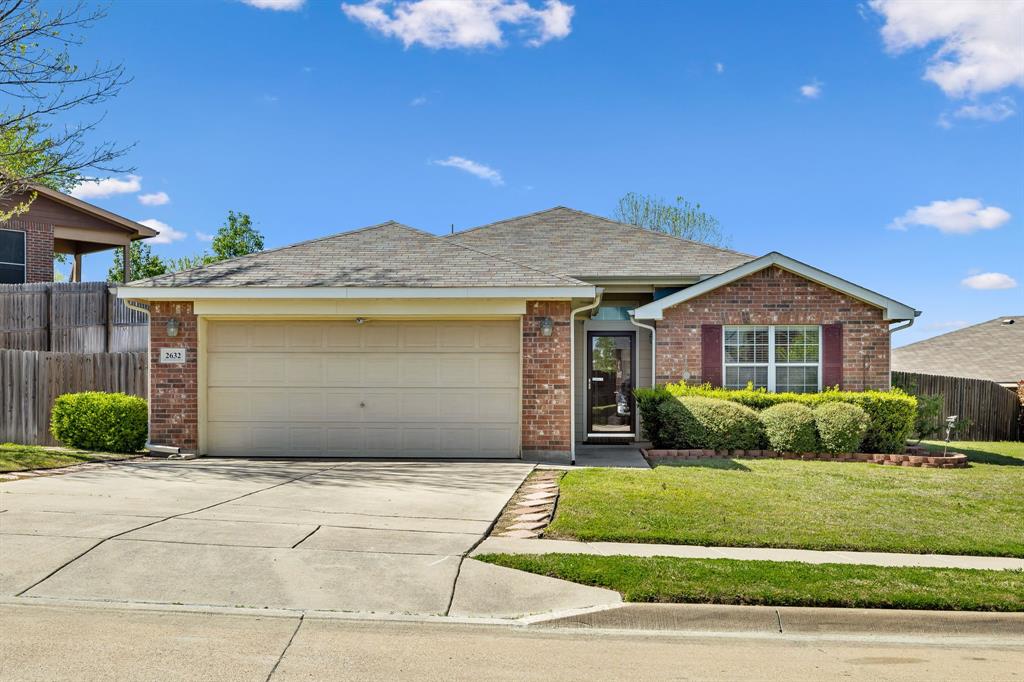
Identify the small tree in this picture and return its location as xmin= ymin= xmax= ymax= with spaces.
xmin=211 ymin=211 xmax=263 ymax=260
xmin=108 ymin=242 xmax=167 ymax=283
xmin=613 ymin=192 xmax=728 ymax=246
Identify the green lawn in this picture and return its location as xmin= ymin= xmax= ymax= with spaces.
xmin=546 ymin=441 xmax=1024 ymax=557
xmin=477 ymin=554 xmax=1024 ymax=611
xmin=0 ymin=443 xmax=136 ymax=473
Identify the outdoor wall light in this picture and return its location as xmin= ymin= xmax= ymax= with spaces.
xmin=166 ymin=318 xmax=179 ymax=337
xmin=539 ymin=317 xmax=554 ymax=337
xmin=355 ymin=317 xmax=367 ymax=325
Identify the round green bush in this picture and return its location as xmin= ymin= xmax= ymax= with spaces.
xmin=814 ymin=402 xmax=870 ymax=454
xmin=657 ymin=396 xmax=765 ymax=451
xmin=759 ymin=402 xmax=818 ymax=453
xmin=50 ymin=392 xmax=148 ymax=453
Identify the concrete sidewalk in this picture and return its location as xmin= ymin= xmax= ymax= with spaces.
xmin=473 ymin=537 xmax=1024 ymax=571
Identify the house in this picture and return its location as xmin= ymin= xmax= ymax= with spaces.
xmin=0 ymin=185 xmax=157 ymax=283
xmin=893 ymin=316 xmax=1023 ymax=388
xmin=117 ymin=207 xmax=919 ymax=461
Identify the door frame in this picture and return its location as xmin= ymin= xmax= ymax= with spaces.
xmin=585 ymin=330 xmax=637 ymax=437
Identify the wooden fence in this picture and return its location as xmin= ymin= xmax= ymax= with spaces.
xmin=0 ymin=349 xmax=148 ymax=446
xmin=892 ymin=371 xmax=1022 ymax=442
xmin=0 ymin=282 xmax=148 ymax=352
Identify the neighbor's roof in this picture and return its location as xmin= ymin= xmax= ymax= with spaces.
xmin=447 ymin=207 xmax=754 ymax=279
xmin=28 ymin=184 xmax=158 ymax=238
xmin=123 ymin=221 xmax=589 ymax=289
xmin=892 ymin=316 xmax=1024 ymax=385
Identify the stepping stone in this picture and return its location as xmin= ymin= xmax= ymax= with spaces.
xmin=526 ymin=482 xmax=558 ymax=489
xmin=515 ymin=499 xmax=553 ymax=508
xmin=514 ymin=511 xmax=550 ymax=522
xmin=512 ymin=506 xmax=549 ymax=516
xmin=521 ymin=492 xmax=557 ymax=501
xmin=508 ymin=521 xmax=548 ymax=531
xmin=499 ymin=530 xmax=538 ymax=539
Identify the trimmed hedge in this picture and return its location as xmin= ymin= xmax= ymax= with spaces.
xmin=635 ymin=386 xmax=674 ymax=448
xmin=50 ymin=392 xmax=147 ymax=453
xmin=658 ymin=396 xmax=766 ymax=451
xmin=664 ymin=383 xmax=916 ymax=453
xmin=760 ymin=403 xmax=818 ymax=453
xmin=815 ymin=402 xmax=870 ymax=454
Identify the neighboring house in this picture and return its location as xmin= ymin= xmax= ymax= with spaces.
xmin=118 ymin=207 xmax=919 ymax=460
xmin=0 ymin=185 xmax=157 ymax=283
xmin=893 ymin=316 xmax=1023 ymax=389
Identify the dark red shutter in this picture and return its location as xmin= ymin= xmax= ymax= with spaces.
xmin=822 ymin=323 xmax=843 ymax=389
xmin=701 ymin=324 xmax=723 ymax=387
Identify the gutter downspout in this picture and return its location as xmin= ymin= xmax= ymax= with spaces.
xmin=628 ymin=311 xmax=656 ymax=388
xmin=569 ymin=288 xmax=603 ymax=466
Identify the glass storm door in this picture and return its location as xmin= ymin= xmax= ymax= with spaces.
xmin=586 ymin=332 xmax=635 ymax=435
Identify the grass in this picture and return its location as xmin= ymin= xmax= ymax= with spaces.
xmin=546 ymin=441 xmax=1024 ymax=557
xmin=477 ymin=553 xmax=1024 ymax=612
xmin=0 ymin=443 xmax=136 ymax=473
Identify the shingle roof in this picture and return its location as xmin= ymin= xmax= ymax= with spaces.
xmin=447 ymin=206 xmax=754 ymax=279
xmin=125 ymin=221 xmax=588 ymax=288
xmin=892 ymin=316 xmax=1024 ymax=385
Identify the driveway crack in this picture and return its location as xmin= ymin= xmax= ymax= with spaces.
xmin=290 ymin=525 xmax=321 ymax=549
xmin=266 ymin=613 xmax=304 ymax=681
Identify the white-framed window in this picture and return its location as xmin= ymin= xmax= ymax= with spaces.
xmin=723 ymin=325 xmax=821 ymax=393
xmin=0 ymin=228 xmax=27 ymax=284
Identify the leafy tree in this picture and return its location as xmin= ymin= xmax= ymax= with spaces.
xmin=167 ymin=253 xmax=213 ymax=272
xmin=0 ymin=0 xmax=132 ymax=213
xmin=211 ymin=211 xmax=263 ymax=260
xmin=613 ymin=192 xmax=728 ymax=246
xmin=108 ymin=241 xmax=167 ymax=283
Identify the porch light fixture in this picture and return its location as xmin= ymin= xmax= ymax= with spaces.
xmin=539 ymin=317 xmax=554 ymax=337
xmin=166 ymin=318 xmax=179 ymax=337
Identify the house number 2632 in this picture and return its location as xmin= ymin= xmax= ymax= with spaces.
xmin=159 ymin=348 xmax=186 ymax=364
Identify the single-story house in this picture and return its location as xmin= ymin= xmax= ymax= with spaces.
xmin=0 ymin=184 xmax=157 ymax=283
xmin=118 ymin=207 xmax=919 ymax=461
xmin=893 ymin=316 xmax=1023 ymax=389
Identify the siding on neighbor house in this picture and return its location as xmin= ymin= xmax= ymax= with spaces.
xmin=2 ymin=220 xmax=54 ymax=283
xmin=655 ymin=266 xmax=891 ymax=391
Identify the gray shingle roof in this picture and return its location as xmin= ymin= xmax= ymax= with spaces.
xmin=125 ymin=222 xmax=588 ymax=288
xmin=892 ymin=316 xmax=1024 ymax=385
xmin=447 ymin=206 xmax=754 ymax=279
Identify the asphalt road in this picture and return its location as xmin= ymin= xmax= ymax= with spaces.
xmin=2 ymin=603 xmax=1021 ymax=681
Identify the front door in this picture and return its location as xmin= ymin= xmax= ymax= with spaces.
xmin=586 ymin=331 xmax=635 ymax=437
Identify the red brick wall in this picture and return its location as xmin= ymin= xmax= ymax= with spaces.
xmin=2 ymin=220 xmax=54 ymax=283
xmin=149 ymin=301 xmax=199 ymax=451
xmin=522 ymin=301 xmax=572 ymax=453
xmin=656 ymin=266 xmax=890 ymax=390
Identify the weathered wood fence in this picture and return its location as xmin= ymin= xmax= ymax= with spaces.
xmin=0 ymin=349 xmax=148 ymax=445
xmin=892 ymin=371 xmax=1022 ymax=442
xmin=0 ymin=282 xmax=148 ymax=352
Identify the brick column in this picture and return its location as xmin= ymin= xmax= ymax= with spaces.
xmin=149 ymin=301 xmax=199 ymax=452
xmin=521 ymin=300 xmax=572 ymax=455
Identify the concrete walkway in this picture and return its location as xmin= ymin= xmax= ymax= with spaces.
xmin=472 ymin=537 xmax=1024 ymax=571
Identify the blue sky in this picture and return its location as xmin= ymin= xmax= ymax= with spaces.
xmin=60 ymin=0 xmax=1022 ymax=345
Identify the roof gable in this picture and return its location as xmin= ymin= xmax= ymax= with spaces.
xmin=447 ymin=206 xmax=753 ymax=279
xmin=892 ymin=316 xmax=1023 ymax=384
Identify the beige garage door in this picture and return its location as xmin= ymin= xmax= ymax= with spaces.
xmin=205 ymin=320 xmax=520 ymax=458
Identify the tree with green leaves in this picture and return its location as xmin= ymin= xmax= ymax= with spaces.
xmin=108 ymin=242 xmax=167 ymax=283
xmin=613 ymin=192 xmax=728 ymax=247
xmin=211 ymin=211 xmax=264 ymax=260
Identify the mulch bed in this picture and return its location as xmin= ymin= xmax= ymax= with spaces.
xmin=642 ymin=444 xmax=968 ymax=469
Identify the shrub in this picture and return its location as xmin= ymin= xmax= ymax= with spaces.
xmin=658 ymin=396 xmax=765 ymax=451
xmin=50 ymin=392 xmax=147 ymax=453
xmin=760 ymin=402 xmax=818 ymax=453
xmin=634 ymin=387 xmax=675 ymax=448
xmin=664 ymin=383 xmax=916 ymax=453
xmin=814 ymin=402 xmax=869 ymax=454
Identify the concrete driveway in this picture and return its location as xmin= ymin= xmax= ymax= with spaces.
xmin=0 ymin=459 xmax=618 ymax=617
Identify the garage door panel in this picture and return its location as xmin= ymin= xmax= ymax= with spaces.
xmin=324 ymin=356 xmax=360 ymax=384
xmin=478 ymin=323 xmax=519 ymax=350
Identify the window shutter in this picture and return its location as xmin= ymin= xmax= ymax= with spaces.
xmin=701 ymin=324 xmax=723 ymax=387
xmin=822 ymin=323 xmax=843 ymax=389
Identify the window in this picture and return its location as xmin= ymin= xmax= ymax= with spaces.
xmin=591 ymin=305 xmax=633 ymax=321
xmin=0 ymin=229 xmax=26 ymax=284
xmin=724 ymin=325 xmax=821 ymax=393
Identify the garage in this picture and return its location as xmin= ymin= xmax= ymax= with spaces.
xmin=204 ymin=319 xmax=521 ymax=458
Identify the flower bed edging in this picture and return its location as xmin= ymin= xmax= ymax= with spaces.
xmin=641 ymin=446 xmax=968 ymax=469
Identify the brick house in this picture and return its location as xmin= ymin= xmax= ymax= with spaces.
xmin=118 ymin=207 xmax=918 ymax=461
xmin=0 ymin=185 xmax=156 ymax=283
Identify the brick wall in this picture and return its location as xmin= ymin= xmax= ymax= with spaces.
xmin=522 ymin=300 xmax=572 ymax=453
xmin=2 ymin=220 xmax=54 ymax=283
xmin=149 ymin=301 xmax=199 ymax=451
xmin=656 ymin=266 xmax=890 ymax=390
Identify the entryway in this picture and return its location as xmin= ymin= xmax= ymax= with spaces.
xmin=585 ymin=331 xmax=636 ymax=439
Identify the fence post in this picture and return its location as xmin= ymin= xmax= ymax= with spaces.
xmin=46 ymin=284 xmax=54 ymax=352
xmin=106 ymin=289 xmax=115 ymax=352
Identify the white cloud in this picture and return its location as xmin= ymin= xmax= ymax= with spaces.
xmin=961 ymin=272 xmax=1018 ymax=290
xmin=953 ymin=96 xmax=1017 ymax=122
xmin=869 ymin=0 xmax=1024 ymax=98
xmin=70 ymin=175 xmax=142 ymax=200
xmin=138 ymin=191 xmax=170 ymax=206
xmin=888 ymin=198 xmax=1011 ymax=234
xmin=800 ymin=80 xmax=822 ymax=99
xmin=139 ymin=219 xmax=188 ymax=245
xmin=410 ymin=95 xmax=428 ymax=106
xmin=195 ymin=231 xmax=215 ymax=242
xmin=715 ymin=62 xmax=725 ymax=74
xmin=433 ymin=156 xmax=504 ymax=185
xmin=341 ymin=0 xmax=574 ymax=49
xmin=242 ymin=0 xmax=305 ymax=10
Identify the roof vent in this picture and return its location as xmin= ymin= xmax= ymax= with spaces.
xmin=1002 ymin=319 xmax=1015 ymax=325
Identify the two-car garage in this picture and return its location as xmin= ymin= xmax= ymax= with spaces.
xmin=204 ymin=319 xmax=521 ymax=458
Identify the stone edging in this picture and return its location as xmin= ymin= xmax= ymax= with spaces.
xmin=642 ymin=446 xmax=968 ymax=469
xmin=491 ymin=470 xmax=562 ymax=539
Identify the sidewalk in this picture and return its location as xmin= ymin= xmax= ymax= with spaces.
xmin=472 ymin=537 xmax=1024 ymax=571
